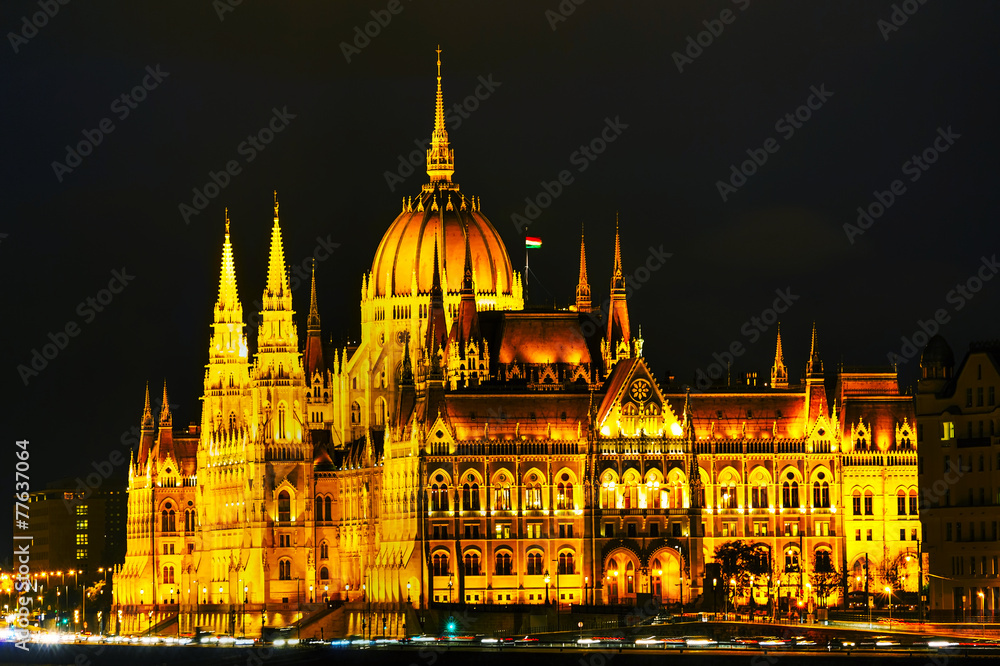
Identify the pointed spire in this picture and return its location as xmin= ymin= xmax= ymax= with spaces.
xmin=462 ymin=221 xmax=474 ymax=291
xmin=612 ymin=212 xmax=623 ymax=285
xmin=159 ymin=381 xmax=171 ymax=426
xmin=449 ymin=222 xmax=481 ymax=356
xmin=265 ymin=190 xmax=290 ymax=301
xmin=304 ymin=259 xmax=326 ymax=381
xmin=807 ymin=321 xmax=823 ymax=375
xmin=217 ymin=209 xmax=241 ymax=321
xmin=771 ymin=323 xmax=788 ymax=389
xmin=575 ymin=224 xmax=592 ymax=313
xmin=605 ymin=213 xmax=631 ymax=369
xmin=142 ymin=381 xmax=154 ymax=428
xmin=425 ymin=234 xmax=449 ymax=352
xmin=425 ymin=46 xmax=456 ymax=188
xmin=308 ymin=259 xmax=321 ymax=332
xmin=401 ymin=334 xmax=413 ymax=385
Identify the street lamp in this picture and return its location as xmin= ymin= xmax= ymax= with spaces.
xmin=139 ymin=589 xmax=145 ymax=635
xmin=729 ymin=578 xmax=737 ymax=619
xmin=243 ymin=585 xmax=248 ymax=638
xmin=407 ymin=581 xmax=411 ymax=604
xmin=544 ymin=571 xmax=551 ymax=605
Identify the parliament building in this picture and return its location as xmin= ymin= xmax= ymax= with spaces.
xmin=113 ymin=54 xmax=921 ymax=636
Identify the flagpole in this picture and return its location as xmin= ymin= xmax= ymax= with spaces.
xmin=525 ymin=242 xmax=529 ymax=304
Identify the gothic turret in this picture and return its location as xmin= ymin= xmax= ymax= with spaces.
xmin=804 ymin=322 xmax=828 ymax=424
xmin=602 ymin=215 xmax=632 ymax=371
xmin=425 ymin=46 xmax=456 ymax=189
xmin=304 ymin=260 xmax=325 ymax=382
xmin=771 ymin=323 xmax=789 ymax=389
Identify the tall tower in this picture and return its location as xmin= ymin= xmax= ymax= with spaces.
xmin=575 ymin=226 xmax=592 ymax=313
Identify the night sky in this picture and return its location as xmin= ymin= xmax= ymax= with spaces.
xmin=3 ymin=1 xmax=998 ymax=549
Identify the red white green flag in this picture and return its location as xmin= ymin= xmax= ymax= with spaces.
xmin=525 ymin=236 xmax=542 ymax=248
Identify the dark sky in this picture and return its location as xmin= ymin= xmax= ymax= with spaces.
xmin=3 ymin=1 xmax=998 ymax=549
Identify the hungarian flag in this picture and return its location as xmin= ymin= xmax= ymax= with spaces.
xmin=525 ymin=236 xmax=542 ymax=249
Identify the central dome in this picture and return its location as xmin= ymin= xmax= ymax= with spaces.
xmin=371 ymin=187 xmax=516 ymax=298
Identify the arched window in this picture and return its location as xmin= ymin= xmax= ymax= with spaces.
xmin=374 ymin=398 xmax=386 ymax=427
xmin=184 ymin=509 xmax=195 ymax=532
xmin=279 ymin=559 xmax=291 ymax=580
xmin=163 ymin=565 xmax=174 ymax=584
xmin=852 ymin=490 xmax=862 ymax=515
xmin=320 ymin=566 xmax=329 ymax=580
xmin=462 ymin=483 xmax=481 ymax=511
xmin=161 ymin=508 xmax=175 ymax=532
xmin=431 ymin=484 xmax=449 ymax=511
xmin=908 ymin=490 xmax=918 ymax=515
xmin=229 ymin=411 xmax=237 ymax=431
xmin=495 ymin=550 xmax=513 ymax=576
xmin=464 ymin=551 xmax=481 ymax=576
xmin=790 ymin=481 xmax=799 ymax=507
xmin=495 ymin=482 xmax=511 ymax=511
xmin=626 ymin=562 xmax=634 ymax=594
xmin=527 ymin=551 xmax=543 ymax=575
xmin=557 ymin=482 xmax=573 ymax=510
xmin=782 ymin=482 xmax=791 ymax=508
xmin=864 ymin=490 xmax=874 ymax=515
xmin=432 ymin=552 xmax=449 ymax=576
xmin=752 ymin=484 xmax=769 ymax=509
xmin=721 ymin=483 xmax=737 ymax=509
xmin=525 ymin=482 xmax=542 ymax=510
xmin=600 ymin=481 xmax=615 ymax=509
xmin=278 ymin=490 xmax=291 ymax=522
xmin=897 ymin=490 xmax=907 ymax=515
xmin=350 ymin=401 xmax=361 ymax=424
xmin=324 ymin=496 xmax=332 ymax=521
xmin=813 ymin=481 xmax=830 ymax=508
xmin=320 ymin=541 xmax=329 ymax=559
xmin=784 ymin=548 xmax=800 ymax=572
xmin=277 ymin=403 xmax=287 ymax=440
xmin=815 ymin=550 xmax=833 ymax=572
xmin=559 ymin=551 xmax=575 ymax=575
xmin=606 ymin=559 xmax=619 ymax=603
xmin=315 ymin=496 xmax=323 ymax=520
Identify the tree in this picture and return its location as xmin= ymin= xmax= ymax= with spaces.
xmin=713 ymin=540 xmax=770 ymax=606
xmin=809 ymin=555 xmax=839 ymax=607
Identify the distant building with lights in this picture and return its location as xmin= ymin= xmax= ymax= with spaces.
xmin=917 ymin=337 xmax=1000 ymax=620
xmin=113 ymin=54 xmax=920 ymax=636
xmin=21 ymin=484 xmax=126 ymax=574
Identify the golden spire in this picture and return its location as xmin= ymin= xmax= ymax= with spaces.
xmin=265 ymin=190 xmax=290 ymax=302
xmin=612 ymin=212 xmax=623 ymax=284
xmin=771 ymin=323 xmax=788 ymax=388
xmin=425 ymin=46 xmax=456 ymax=189
xmin=807 ymin=321 xmax=824 ymax=375
xmin=141 ymin=381 xmax=153 ymax=428
xmin=217 ymin=209 xmax=242 ymax=322
xmin=159 ymin=380 xmax=171 ymax=425
xmin=308 ymin=259 xmax=321 ymax=332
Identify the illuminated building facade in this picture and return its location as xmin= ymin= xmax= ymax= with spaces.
xmin=113 ymin=54 xmax=920 ymax=635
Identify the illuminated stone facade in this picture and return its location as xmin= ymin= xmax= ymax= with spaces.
xmin=113 ymin=54 xmax=920 ymax=636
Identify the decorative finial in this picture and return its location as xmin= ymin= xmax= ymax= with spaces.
xmin=273 ymin=190 xmax=279 ymax=220
xmin=225 ymin=208 xmax=230 ymax=234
